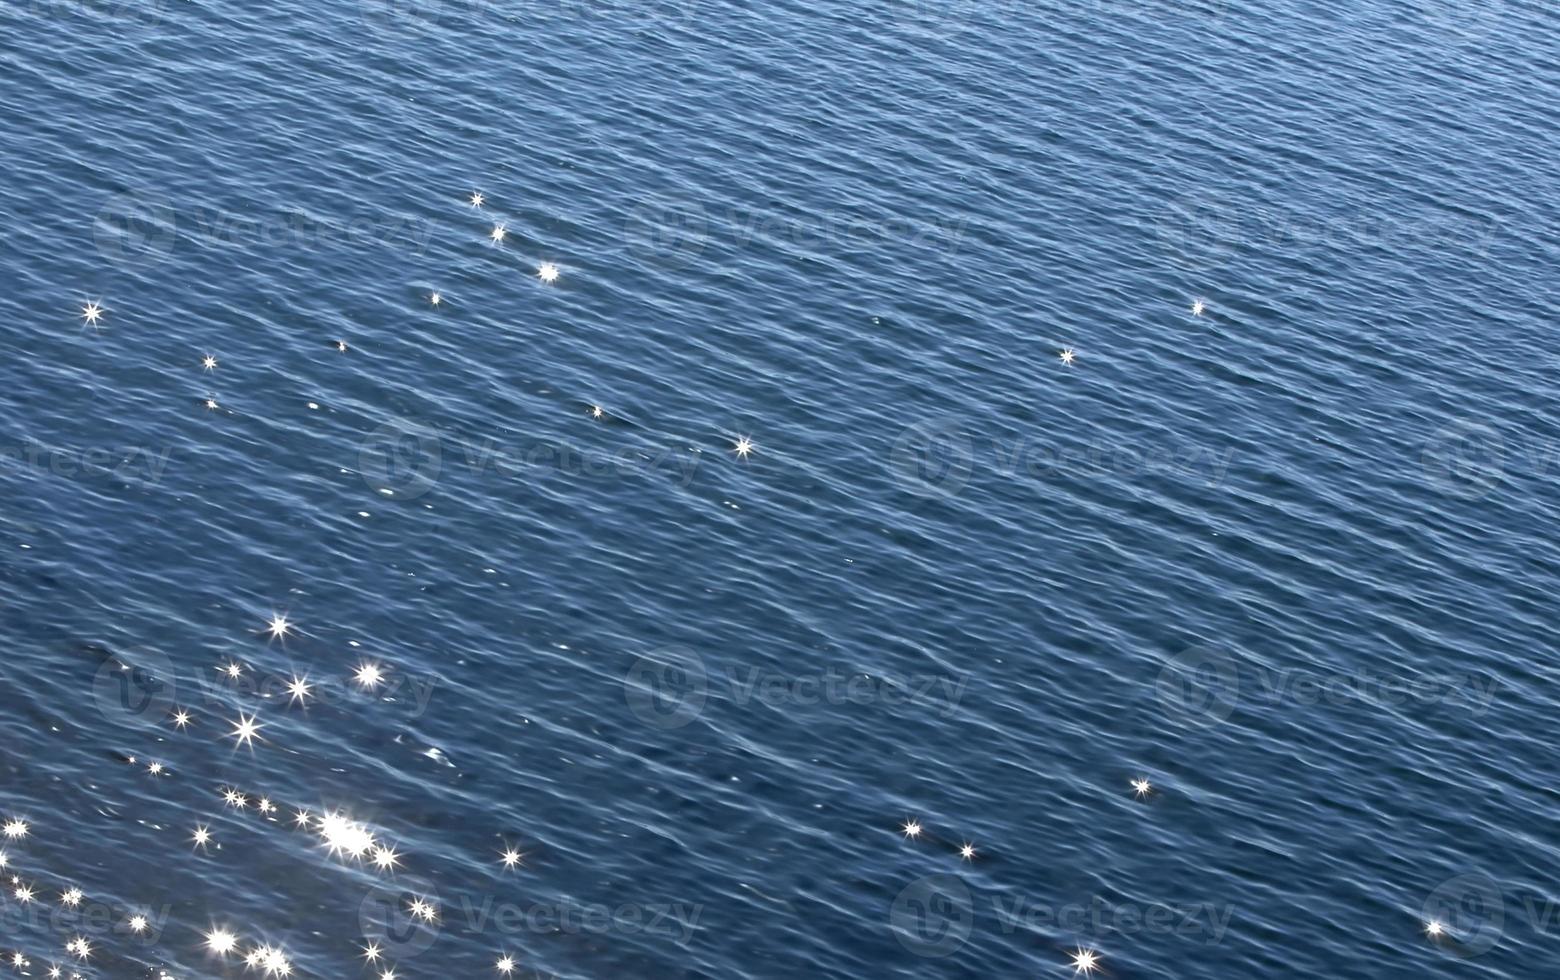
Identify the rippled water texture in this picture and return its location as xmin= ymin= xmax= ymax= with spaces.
xmin=1 ymin=0 xmax=1559 ymax=976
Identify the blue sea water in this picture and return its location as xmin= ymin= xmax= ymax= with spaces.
xmin=2 ymin=0 xmax=1559 ymax=976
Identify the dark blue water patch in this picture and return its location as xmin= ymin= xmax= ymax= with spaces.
xmin=1 ymin=0 xmax=1559 ymax=976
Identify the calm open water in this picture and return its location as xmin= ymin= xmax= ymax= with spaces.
xmin=1 ymin=0 xmax=1558 ymax=977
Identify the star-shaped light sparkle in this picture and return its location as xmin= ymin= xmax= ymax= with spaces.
xmin=285 ymin=675 xmax=312 ymax=704
xmin=81 ymin=302 xmax=104 ymax=328
xmin=496 ymin=954 xmax=516 ymax=975
xmin=202 ymin=353 xmax=218 ymax=371
xmin=354 ymin=663 xmax=384 ymax=689
xmin=538 ymin=262 xmax=559 ymax=283
xmin=733 ymin=436 xmax=754 ymax=459
xmin=500 ymin=846 xmax=525 ymax=870
xmin=228 ymin=712 xmax=263 ymax=748
xmin=408 ymin=896 xmax=438 ymax=922
xmin=206 ymin=927 xmax=238 ymax=955
xmin=901 ymin=818 xmax=922 ymax=840
xmin=470 ymin=192 xmax=484 ymax=208
xmin=490 ymin=223 xmax=506 ymax=244
xmin=3 ymin=819 xmax=28 ymax=839
xmin=372 ymin=845 xmax=401 ymax=871
xmin=1059 ymin=347 xmax=1076 ymax=365
xmin=1132 ymin=777 xmax=1152 ymax=797
xmin=265 ymin=614 xmax=291 ymax=640
xmin=1070 ymin=947 xmax=1100 ymax=974
xmin=959 ymin=841 xmax=976 ymax=861
xmin=192 ymin=824 xmax=212 ymax=849
xmin=1191 ymin=298 xmax=1206 ymax=316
